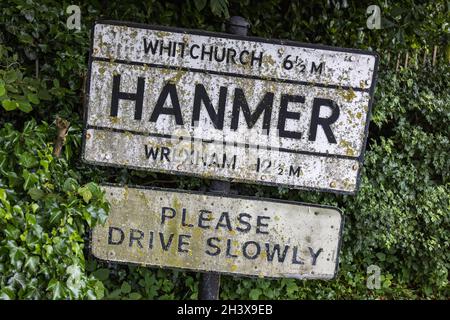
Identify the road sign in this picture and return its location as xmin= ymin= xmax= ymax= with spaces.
xmin=82 ymin=20 xmax=378 ymax=194
xmin=91 ymin=185 xmax=343 ymax=279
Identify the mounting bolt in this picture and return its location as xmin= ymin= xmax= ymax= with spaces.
xmin=330 ymin=181 xmax=336 ymax=188
xmin=226 ymin=16 xmax=250 ymax=36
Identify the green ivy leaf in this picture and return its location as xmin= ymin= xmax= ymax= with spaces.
xmin=49 ymin=209 xmax=63 ymax=225
xmin=7 ymin=240 xmax=27 ymax=269
xmin=28 ymin=187 xmax=45 ymax=200
xmin=0 ymin=287 xmax=15 ymax=300
xmin=66 ymin=265 xmax=83 ymax=297
xmin=31 ymin=203 xmax=39 ymax=213
xmin=249 ymin=288 xmax=262 ymax=300
xmin=47 ymin=279 xmax=66 ymax=300
xmin=4 ymin=70 xmax=18 ymax=83
xmin=107 ymin=288 xmax=122 ymax=299
xmin=193 ymin=0 xmax=207 ymax=11
xmin=0 ymin=188 xmax=7 ymax=202
xmin=63 ymin=178 xmax=79 ymax=193
xmin=25 ymin=212 xmax=37 ymax=225
xmin=2 ymin=99 xmax=17 ymax=111
xmin=22 ymin=169 xmax=39 ymax=190
xmin=129 ymin=292 xmax=142 ymax=300
xmin=94 ymin=281 xmax=105 ymax=300
xmin=0 ymin=82 xmax=5 ymax=96
xmin=18 ymin=100 xmax=32 ymax=113
xmin=18 ymin=152 xmax=39 ymax=168
xmin=85 ymin=182 xmax=102 ymax=199
xmin=93 ymin=268 xmax=110 ymax=281
xmin=121 ymin=282 xmax=131 ymax=294
xmin=376 ymin=252 xmax=386 ymax=261
xmin=210 ymin=0 xmax=229 ymax=18
xmin=24 ymin=256 xmax=40 ymax=273
xmin=78 ymin=186 xmax=92 ymax=203
xmin=27 ymin=93 xmax=40 ymax=104
xmin=38 ymin=88 xmax=51 ymax=100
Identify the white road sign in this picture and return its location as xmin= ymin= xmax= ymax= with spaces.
xmin=82 ymin=21 xmax=379 ymax=194
xmin=91 ymin=185 xmax=343 ymax=279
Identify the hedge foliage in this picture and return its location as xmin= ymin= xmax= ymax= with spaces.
xmin=0 ymin=0 xmax=448 ymax=299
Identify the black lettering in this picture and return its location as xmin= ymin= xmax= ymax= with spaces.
xmin=149 ymin=83 xmax=184 ymax=125
xmin=129 ymin=228 xmax=144 ymax=248
xmin=243 ymin=241 xmax=261 ymax=260
xmin=148 ymin=231 xmax=154 ymax=249
xmin=159 ymin=41 xmax=172 ymax=56
xmin=215 ymin=212 xmax=232 ymax=231
xmin=236 ymin=213 xmax=251 ymax=233
xmin=192 ymin=84 xmax=227 ymax=129
xmin=292 ymin=246 xmax=304 ymax=264
xmin=205 ymin=237 xmax=221 ymax=256
xmin=310 ymin=62 xmax=324 ymax=74
xmin=178 ymin=234 xmax=191 ymax=253
xmin=265 ymin=243 xmax=289 ymax=263
xmin=251 ymin=51 xmax=263 ymax=67
xmin=144 ymin=145 xmax=159 ymax=160
xmin=171 ymin=42 xmax=177 ymax=57
xmin=289 ymin=165 xmax=301 ymax=177
xmin=308 ymin=247 xmax=323 ymax=265
xmin=231 ymin=88 xmax=274 ymax=133
xmin=177 ymin=42 xmax=186 ymax=57
xmin=222 ymin=154 xmax=236 ymax=170
xmin=226 ymin=48 xmax=237 ymax=64
xmin=161 ymin=207 xmax=176 ymax=225
xmin=190 ymin=44 xmax=200 ymax=59
xmin=159 ymin=232 xmax=174 ymax=251
xmin=226 ymin=239 xmax=238 ymax=258
xmin=161 ymin=147 xmax=170 ymax=162
xmin=277 ymin=95 xmax=304 ymax=139
xmin=110 ymin=74 xmax=145 ymax=120
xmin=308 ymin=98 xmax=340 ymax=144
xmin=256 ymin=216 xmax=270 ymax=234
xmin=181 ymin=208 xmax=194 ymax=228
xmin=143 ymin=38 xmax=159 ymax=55
xmin=209 ymin=153 xmax=219 ymax=167
xmin=239 ymin=50 xmax=250 ymax=64
xmin=198 ymin=210 xmax=212 ymax=229
xmin=201 ymin=44 xmax=213 ymax=61
xmin=108 ymin=227 xmax=124 ymax=245
xmin=214 ymin=47 xmax=226 ymax=62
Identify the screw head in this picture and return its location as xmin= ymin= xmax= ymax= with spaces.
xmin=227 ymin=16 xmax=250 ymax=36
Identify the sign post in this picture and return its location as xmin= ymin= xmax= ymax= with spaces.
xmin=198 ymin=16 xmax=251 ymax=300
xmin=82 ymin=16 xmax=378 ymax=300
xmin=199 ymin=180 xmax=229 ymax=300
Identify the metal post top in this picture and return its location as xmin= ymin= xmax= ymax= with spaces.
xmin=227 ymin=16 xmax=250 ymax=36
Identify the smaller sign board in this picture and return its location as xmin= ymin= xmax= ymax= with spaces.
xmin=91 ymin=185 xmax=343 ymax=279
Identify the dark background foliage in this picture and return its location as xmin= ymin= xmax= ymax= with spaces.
xmin=0 ymin=0 xmax=448 ymax=299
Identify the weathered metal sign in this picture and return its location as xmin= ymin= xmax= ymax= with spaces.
xmin=91 ymin=185 xmax=343 ymax=279
xmin=82 ymin=21 xmax=379 ymax=194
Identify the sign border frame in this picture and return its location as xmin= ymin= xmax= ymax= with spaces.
xmin=81 ymin=20 xmax=379 ymax=195
xmin=89 ymin=183 xmax=345 ymax=280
